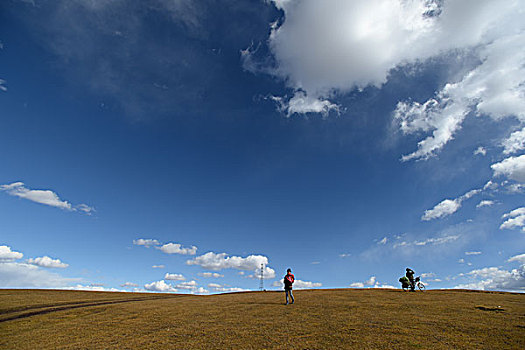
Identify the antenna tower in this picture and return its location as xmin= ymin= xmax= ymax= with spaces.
xmin=259 ymin=263 xmax=264 ymax=291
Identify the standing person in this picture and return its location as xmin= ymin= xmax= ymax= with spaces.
xmin=406 ymin=268 xmax=415 ymax=292
xmin=284 ymin=268 xmax=295 ymax=305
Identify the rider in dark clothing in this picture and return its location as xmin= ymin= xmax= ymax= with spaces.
xmin=406 ymin=268 xmax=415 ymax=291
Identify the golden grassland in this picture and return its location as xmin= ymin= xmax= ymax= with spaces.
xmin=1 ymin=288 xmax=524 ymax=349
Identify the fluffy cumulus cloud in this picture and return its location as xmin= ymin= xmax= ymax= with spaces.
xmin=502 ymin=127 xmax=525 ymax=155
xmin=491 ymin=155 xmax=525 ymax=183
xmin=174 ymin=280 xmax=208 ymax=294
xmin=252 ymin=0 xmax=525 ymax=128
xmin=0 ymin=246 xmax=79 ymax=288
xmin=133 ymin=238 xmax=160 ymax=247
xmin=273 ymin=279 xmax=322 ymax=289
xmin=269 ymin=91 xmax=339 ymax=117
xmin=186 ymin=252 xmax=276 ymax=278
xmin=175 ymin=280 xmax=198 ymax=290
xmin=422 ymin=188 xmax=480 ymax=221
xmin=164 ymin=273 xmax=186 ymax=281
xmin=26 ymin=256 xmax=69 ymax=268
xmin=144 ymin=280 xmax=178 ymax=293
xmin=158 ymin=243 xmax=197 ymax=255
xmin=476 ymin=200 xmax=494 ymax=208
xmin=0 ymin=245 xmax=23 ymax=261
xmin=349 ymin=276 xmax=394 ymax=289
xmin=0 ymin=182 xmax=94 ymax=213
xmin=500 ymin=207 xmax=525 ymax=232
xmin=455 ymin=256 xmax=525 ymax=292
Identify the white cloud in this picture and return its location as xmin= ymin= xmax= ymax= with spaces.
xmin=476 ymin=200 xmax=494 ymax=208
xmin=193 ymin=287 xmax=209 ymax=294
xmin=273 ymin=279 xmax=322 ymax=289
xmin=66 ymin=284 xmax=127 ymax=292
xmin=500 ymin=207 xmax=525 ymax=232
xmin=27 ymin=256 xmax=69 ymax=268
xmin=422 ymin=199 xmax=461 ymax=221
xmin=0 ymin=245 xmax=23 ymax=261
xmin=186 ymin=252 xmax=276 ymax=278
xmin=247 ymin=266 xmax=276 ymax=279
xmin=508 ymin=253 xmax=525 ymax=264
xmin=0 ymin=79 xmax=7 ymax=92
xmin=133 ymin=238 xmax=160 ymax=247
xmin=76 ymin=203 xmax=95 ymax=215
xmin=483 ymin=181 xmax=499 ymax=191
xmin=492 ymin=155 xmax=525 ymax=183
xmin=120 ymin=282 xmax=138 ymax=288
xmin=270 ymin=91 xmax=339 ymax=117
xmin=474 ymin=146 xmax=487 ymax=156
xmin=349 ymin=281 xmax=365 ymax=288
xmin=152 ymin=265 xmax=165 ymax=269
xmin=465 ymin=251 xmax=482 ymax=256
xmin=414 ymin=235 xmax=460 ymax=246
xmin=0 ymin=262 xmax=80 ymax=288
xmin=207 ymin=283 xmax=249 ymax=293
xmin=164 ymin=273 xmax=185 ymax=281
xmin=294 ymin=279 xmax=322 ymax=289
xmin=175 ymin=280 xmax=198 ymax=290
xmin=0 ymin=182 xmax=72 ymax=210
xmin=349 ymin=275 xmax=393 ymax=289
xmin=339 ymin=253 xmax=351 ymax=258
xmin=502 ymin=127 xmax=525 ymax=155
xmin=144 ymin=280 xmax=178 ymax=293
xmin=421 ymin=272 xmax=436 ymax=278
xmin=394 ymin=234 xmax=460 ymax=249
xmin=422 ymin=188 xmax=481 ymax=221
xmin=255 ymin=0 xmax=525 ymax=135
xmin=0 ymin=182 xmax=93 ymax=213
xmin=506 ymin=183 xmax=524 ymax=193
xmin=455 ymin=262 xmax=525 ymax=292
xmin=158 ymin=242 xmax=197 ymax=255
xmin=395 ymin=25 xmax=525 ymax=160
xmin=143 ymin=279 xmax=206 ymax=294
xmin=378 ymin=237 xmax=387 ymax=245
xmin=198 ymin=272 xmax=224 ymax=278
xmin=265 ymin=0 xmax=441 ymax=95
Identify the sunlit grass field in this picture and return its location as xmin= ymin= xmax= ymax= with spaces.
xmin=1 ymin=288 xmax=524 ymax=349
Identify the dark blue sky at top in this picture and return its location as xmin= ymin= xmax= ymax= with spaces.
xmin=1 ymin=0 xmax=522 ymax=291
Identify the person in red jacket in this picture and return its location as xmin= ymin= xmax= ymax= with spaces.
xmin=284 ymin=268 xmax=295 ymax=305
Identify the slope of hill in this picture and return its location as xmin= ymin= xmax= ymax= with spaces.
xmin=1 ymin=289 xmax=523 ymax=349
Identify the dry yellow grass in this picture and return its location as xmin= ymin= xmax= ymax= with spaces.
xmin=1 ymin=288 xmax=524 ymax=349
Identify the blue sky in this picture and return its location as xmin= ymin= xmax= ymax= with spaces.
xmin=1 ymin=0 xmax=524 ymax=293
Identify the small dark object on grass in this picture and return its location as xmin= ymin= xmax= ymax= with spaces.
xmin=476 ymin=306 xmax=504 ymax=312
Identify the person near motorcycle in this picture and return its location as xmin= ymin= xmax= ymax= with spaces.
xmin=406 ymin=268 xmax=415 ymax=291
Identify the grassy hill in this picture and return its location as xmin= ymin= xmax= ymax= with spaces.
xmin=1 ymin=288 xmax=524 ymax=349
